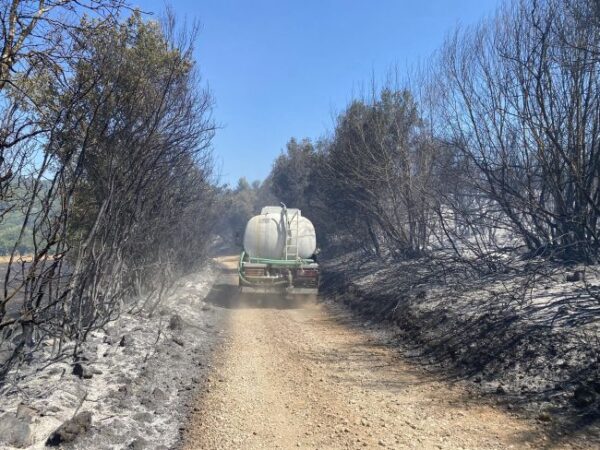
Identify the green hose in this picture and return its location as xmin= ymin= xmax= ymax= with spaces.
xmin=238 ymin=251 xmax=287 ymax=286
xmin=247 ymin=254 xmax=315 ymax=266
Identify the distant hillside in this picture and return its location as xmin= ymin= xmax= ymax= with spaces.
xmin=0 ymin=207 xmax=34 ymax=256
xmin=0 ymin=183 xmax=45 ymax=256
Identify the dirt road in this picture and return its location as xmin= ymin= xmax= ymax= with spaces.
xmin=182 ymin=258 xmax=568 ymax=450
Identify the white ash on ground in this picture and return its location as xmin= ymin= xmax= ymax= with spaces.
xmin=0 ymin=265 xmax=226 ymax=450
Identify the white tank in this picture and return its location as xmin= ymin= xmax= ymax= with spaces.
xmin=243 ymin=206 xmax=317 ymax=259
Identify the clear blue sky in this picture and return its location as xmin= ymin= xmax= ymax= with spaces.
xmin=134 ymin=0 xmax=500 ymax=186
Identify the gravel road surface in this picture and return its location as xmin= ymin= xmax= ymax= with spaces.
xmin=182 ymin=257 xmax=584 ymax=450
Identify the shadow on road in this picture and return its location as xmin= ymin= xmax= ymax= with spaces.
xmin=204 ymin=283 xmax=313 ymax=310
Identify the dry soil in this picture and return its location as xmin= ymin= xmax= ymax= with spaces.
xmin=182 ymin=257 xmax=583 ymax=450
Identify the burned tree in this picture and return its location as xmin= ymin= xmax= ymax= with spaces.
xmin=437 ymin=0 xmax=600 ymax=262
xmin=0 ymin=7 xmax=217 ymax=380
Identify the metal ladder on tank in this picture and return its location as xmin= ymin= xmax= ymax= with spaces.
xmin=282 ymin=205 xmax=299 ymax=261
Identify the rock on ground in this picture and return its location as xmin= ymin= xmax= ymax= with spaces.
xmin=0 ymin=413 xmax=32 ymax=448
xmin=45 ymin=412 xmax=92 ymax=446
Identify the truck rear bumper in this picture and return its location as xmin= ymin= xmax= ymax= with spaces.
xmin=240 ymin=285 xmax=318 ymax=295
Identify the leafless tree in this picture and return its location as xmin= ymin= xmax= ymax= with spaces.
xmin=433 ymin=0 xmax=600 ymax=263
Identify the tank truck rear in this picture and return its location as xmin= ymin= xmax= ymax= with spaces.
xmin=238 ymin=205 xmax=319 ymax=297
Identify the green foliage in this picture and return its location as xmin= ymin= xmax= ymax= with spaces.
xmin=0 ymin=182 xmax=49 ymax=255
xmin=270 ymin=138 xmax=318 ymax=214
xmin=265 ymin=90 xmax=439 ymax=256
xmin=36 ymin=11 xmax=217 ymax=275
xmin=0 ymin=215 xmax=33 ymax=255
xmin=217 ymin=177 xmax=276 ymax=246
xmin=267 ymin=137 xmax=336 ymax=246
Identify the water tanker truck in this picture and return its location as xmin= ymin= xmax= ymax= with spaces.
xmin=238 ymin=205 xmax=319 ymax=297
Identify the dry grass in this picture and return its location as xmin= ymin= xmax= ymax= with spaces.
xmin=0 ymin=254 xmax=34 ymax=264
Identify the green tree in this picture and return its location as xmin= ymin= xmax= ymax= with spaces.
xmin=218 ymin=177 xmax=276 ymax=246
xmin=270 ymin=138 xmax=318 ymax=214
xmin=323 ymin=89 xmax=436 ymax=257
